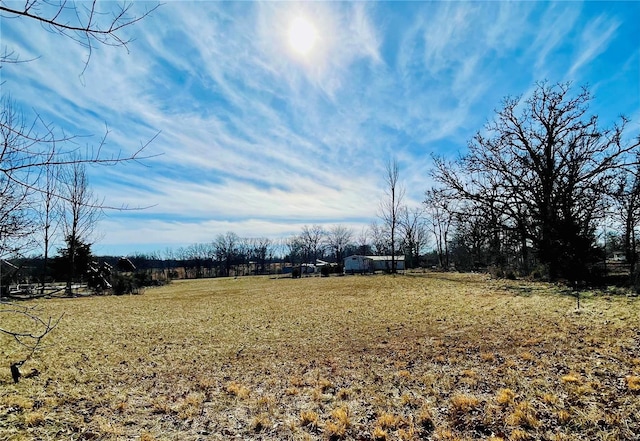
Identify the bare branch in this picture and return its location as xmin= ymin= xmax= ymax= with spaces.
xmin=0 ymin=300 xmax=63 ymax=353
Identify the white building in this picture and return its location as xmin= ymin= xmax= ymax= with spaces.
xmin=343 ymin=255 xmax=405 ymax=273
xmin=344 ymin=255 xmax=373 ymax=274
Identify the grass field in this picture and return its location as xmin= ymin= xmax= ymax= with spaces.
xmin=1 ymin=273 xmax=639 ymax=440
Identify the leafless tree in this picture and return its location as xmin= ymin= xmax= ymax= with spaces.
xmin=356 ymin=226 xmax=371 ymax=256
xmin=1 ymin=1 xmax=160 ymax=209
xmin=433 ymin=81 xmax=639 ymax=280
xmin=59 ymin=159 xmax=101 ymax=295
xmin=183 ymin=242 xmax=211 ymax=278
xmin=399 ymin=206 xmax=429 ymax=269
xmin=368 ymin=221 xmax=389 ymax=256
xmin=237 ymin=237 xmax=254 ymax=276
xmin=0 ymin=97 xmax=37 ymax=260
xmin=424 ymin=188 xmax=456 ymax=270
xmin=378 ymin=158 xmax=405 ymax=273
xmin=300 ymin=225 xmax=325 ymax=264
xmin=214 ymin=232 xmax=239 ymax=277
xmin=249 ymin=237 xmax=272 ymax=275
xmin=37 ymin=157 xmax=61 ymax=294
xmin=284 ymin=235 xmax=303 ymax=266
xmin=325 ymin=225 xmax=353 ymax=265
xmin=612 ymin=159 xmax=640 ymax=274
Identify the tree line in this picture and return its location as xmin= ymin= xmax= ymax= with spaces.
xmin=121 ymin=218 xmax=433 ymax=280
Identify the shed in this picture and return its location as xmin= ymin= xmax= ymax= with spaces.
xmin=368 ymin=255 xmax=405 ymax=272
xmin=344 ymin=255 xmax=373 ymax=274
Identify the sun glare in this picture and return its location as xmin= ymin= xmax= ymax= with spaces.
xmin=288 ymin=16 xmax=318 ymax=55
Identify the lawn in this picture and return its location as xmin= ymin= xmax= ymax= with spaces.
xmin=1 ymin=273 xmax=639 ymax=440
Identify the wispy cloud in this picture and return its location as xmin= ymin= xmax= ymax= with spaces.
xmin=530 ymin=3 xmax=582 ymax=75
xmin=568 ymin=14 xmax=620 ymax=79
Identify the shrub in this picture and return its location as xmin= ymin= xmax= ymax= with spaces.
xmin=110 ymin=271 xmax=167 ymax=295
xmin=111 ymin=273 xmax=137 ymax=295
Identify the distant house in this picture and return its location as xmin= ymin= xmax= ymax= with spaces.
xmin=344 ymin=255 xmax=373 ymax=274
xmin=343 ymin=255 xmax=405 ymax=273
xmin=369 ymin=255 xmax=405 ymax=272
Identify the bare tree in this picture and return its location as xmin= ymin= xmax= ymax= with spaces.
xmin=59 ymin=159 xmax=101 ymax=295
xmin=284 ymin=235 xmax=302 ymax=262
xmin=356 ymin=226 xmax=371 ymax=256
xmin=300 ymin=225 xmax=325 ymax=265
xmin=325 ymin=225 xmax=353 ymax=265
xmin=433 ymin=81 xmax=639 ymax=280
xmin=378 ymin=158 xmax=405 ymax=273
xmin=0 ymin=97 xmax=37 ymax=260
xmin=399 ymin=206 xmax=429 ymax=269
xmin=1 ymin=1 xmax=160 ymax=204
xmin=214 ymin=232 xmax=239 ymax=277
xmin=161 ymin=246 xmax=178 ymax=280
xmin=424 ymin=188 xmax=455 ymax=270
xmin=612 ymin=159 xmax=640 ymax=274
xmin=368 ymin=221 xmax=389 ymax=256
xmin=237 ymin=237 xmax=253 ymax=276
xmin=38 ymin=158 xmax=61 ymax=294
xmin=284 ymin=235 xmax=303 ymax=277
xmin=183 ymin=242 xmax=211 ymax=278
xmin=250 ymin=237 xmax=272 ymax=275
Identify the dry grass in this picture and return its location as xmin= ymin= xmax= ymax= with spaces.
xmin=1 ymin=273 xmax=639 ymax=440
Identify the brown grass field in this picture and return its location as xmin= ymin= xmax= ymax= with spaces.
xmin=1 ymin=273 xmax=639 ymax=440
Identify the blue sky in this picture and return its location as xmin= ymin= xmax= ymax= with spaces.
xmin=2 ymin=1 xmax=639 ymax=256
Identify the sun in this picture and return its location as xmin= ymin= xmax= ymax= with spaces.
xmin=288 ymin=16 xmax=318 ymax=55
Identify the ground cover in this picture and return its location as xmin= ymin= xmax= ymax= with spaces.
xmin=1 ymin=273 xmax=639 ymax=440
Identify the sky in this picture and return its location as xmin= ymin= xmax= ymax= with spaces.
xmin=2 ymin=1 xmax=639 ymax=257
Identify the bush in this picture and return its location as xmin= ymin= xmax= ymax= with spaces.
xmin=111 ymin=273 xmax=137 ymax=295
xmin=320 ymin=266 xmax=330 ymax=277
xmin=134 ymin=271 xmax=154 ymax=287
xmin=488 ymin=266 xmax=517 ymax=280
xmin=110 ymin=271 xmax=165 ymax=295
